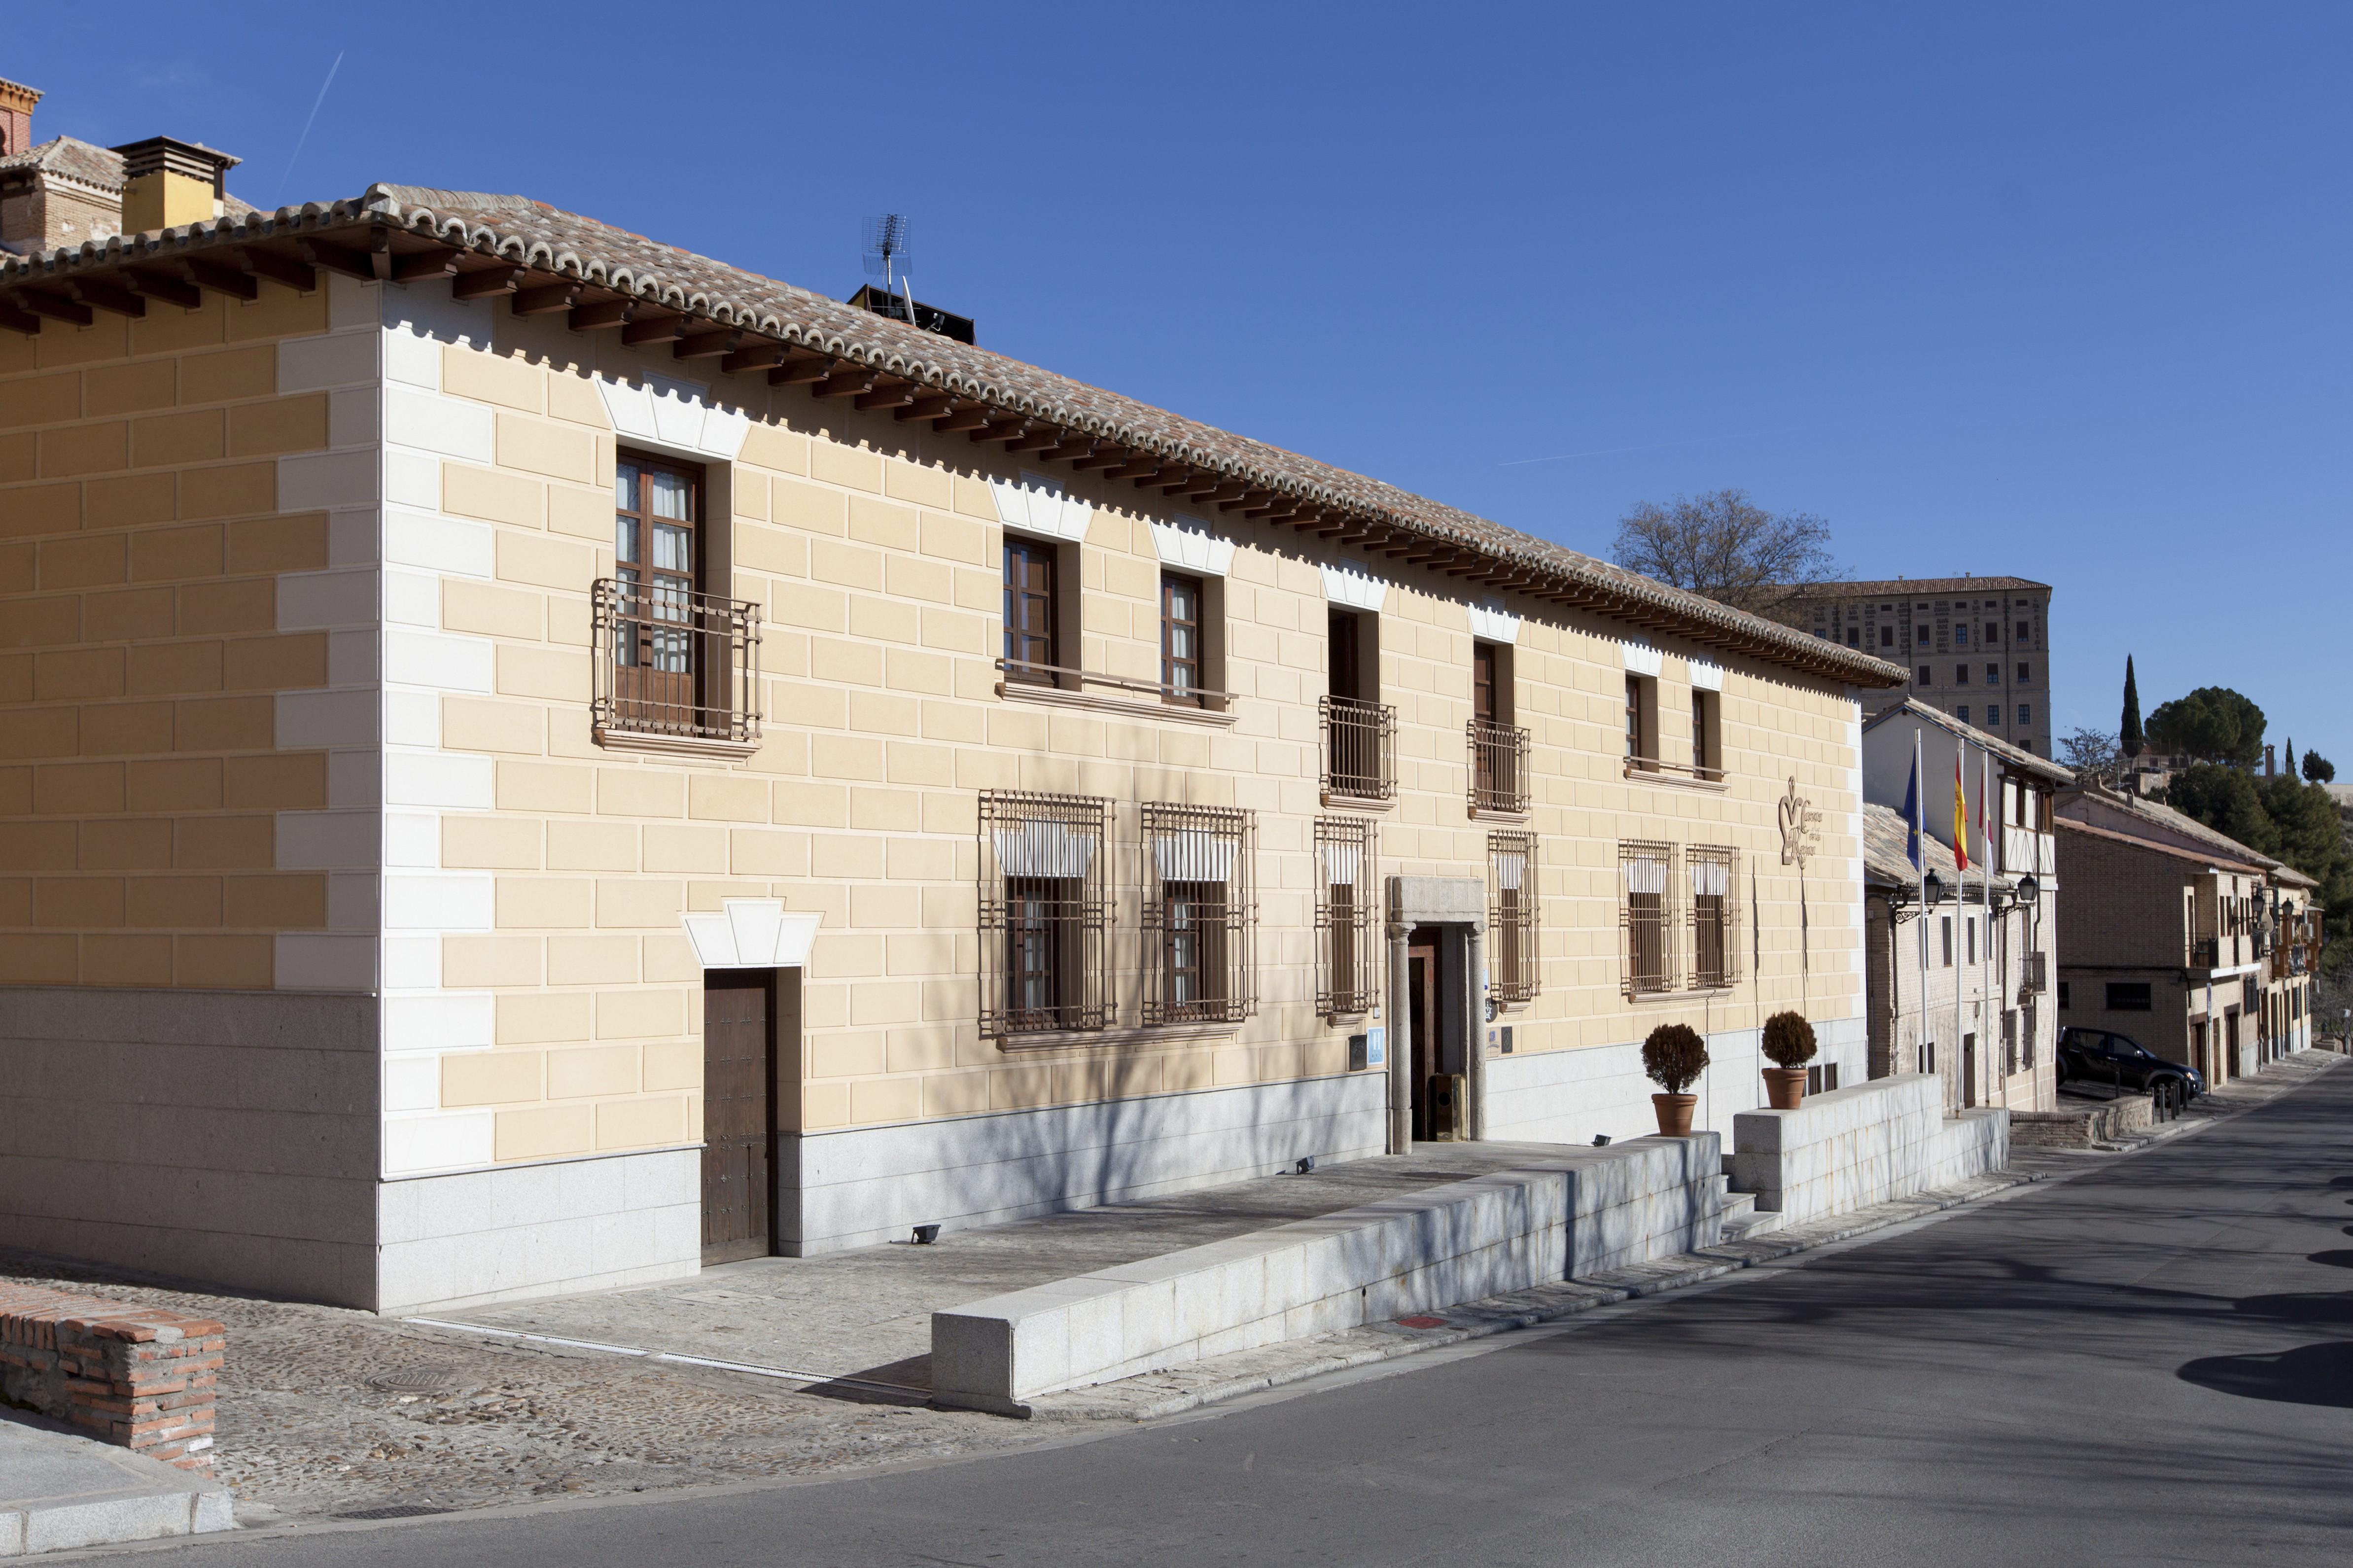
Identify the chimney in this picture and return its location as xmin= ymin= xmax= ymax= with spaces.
xmin=111 ymin=136 xmax=239 ymax=233
xmin=0 ymin=77 xmax=36 ymax=158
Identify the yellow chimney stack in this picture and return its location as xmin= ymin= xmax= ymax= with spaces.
xmin=111 ymin=136 xmax=239 ymax=233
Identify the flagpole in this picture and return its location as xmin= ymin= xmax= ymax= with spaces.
xmin=1984 ymin=743 xmax=1999 ymax=1110
xmin=1915 ymin=730 xmax=1928 ymax=1077
xmin=1953 ymin=742 xmax=1965 ymax=1108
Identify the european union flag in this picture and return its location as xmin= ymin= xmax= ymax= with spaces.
xmin=1902 ymin=755 xmax=1923 ymax=870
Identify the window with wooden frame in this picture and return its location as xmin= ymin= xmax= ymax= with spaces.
xmin=1468 ymin=642 xmax=1528 ymax=813
xmin=1687 ymin=846 xmax=1738 ymax=989
xmin=1487 ymin=831 xmax=1539 ymax=1005
xmin=595 ymin=452 xmax=761 ymax=746
xmin=1691 ymin=688 xmax=1722 ymax=780
xmin=1002 ymin=536 xmax=1059 ymax=686
xmin=1623 ymin=673 xmax=1658 ymax=773
xmin=1160 ymin=572 xmax=1206 ymax=707
xmin=1315 ymin=817 xmax=1377 ymax=1017
xmin=1142 ymin=803 xmax=1256 ymax=1025
xmin=1620 ymin=840 xmax=1674 ymax=997
xmin=979 ymin=791 xmax=1113 ymax=1038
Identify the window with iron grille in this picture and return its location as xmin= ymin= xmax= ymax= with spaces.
xmin=594 ymin=453 xmax=762 ymax=746
xmin=980 ymin=791 xmax=1113 ymax=1038
xmin=1142 ymin=803 xmax=1255 ymax=1025
xmin=1315 ymin=817 xmax=1377 ymax=1017
xmin=1488 ymin=831 xmax=1539 ymax=1004
xmin=1687 ymin=846 xmax=1738 ymax=989
xmin=1621 ymin=840 xmax=1674 ymax=998
xmin=2022 ymin=1001 xmax=2037 ymax=1068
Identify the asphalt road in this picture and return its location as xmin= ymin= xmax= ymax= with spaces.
xmin=106 ymin=1067 xmax=2353 ymax=1567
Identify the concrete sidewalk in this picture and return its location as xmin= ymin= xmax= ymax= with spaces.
xmin=0 ymin=1415 xmax=233 ymax=1557
xmin=420 ymin=1143 xmax=1573 ymax=1394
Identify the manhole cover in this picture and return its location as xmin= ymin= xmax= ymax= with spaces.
xmin=1396 ymin=1316 xmax=1449 ymax=1330
xmin=335 ymin=1502 xmax=456 ymax=1521
xmin=369 ymin=1368 xmax=466 ymax=1394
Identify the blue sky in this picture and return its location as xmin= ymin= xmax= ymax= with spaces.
xmin=16 ymin=3 xmax=2348 ymax=768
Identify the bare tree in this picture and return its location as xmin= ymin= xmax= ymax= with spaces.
xmin=2059 ymin=726 xmax=2120 ymax=784
xmin=1611 ymin=489 xmax=1840 ymax=621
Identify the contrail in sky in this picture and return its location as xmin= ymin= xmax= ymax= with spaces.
xmin=275 ymin=51 xmax=345 ymax=209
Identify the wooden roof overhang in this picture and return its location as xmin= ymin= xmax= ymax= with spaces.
xmin=0 ymin=195 xmax=1908 ymax=691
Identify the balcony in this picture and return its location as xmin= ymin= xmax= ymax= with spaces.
xmin=1468 ymin=719 xmax=1530 ymax=814
xmin=2020 ymin=950 xmax=2047 ymax=995
xmin=1320 ymin=695 xmax=1396 ymax=801
xmin=591 ymin=578 xmax=762 ymax=755
xmin=2190 ymin=935 xmax=2219 ymax=969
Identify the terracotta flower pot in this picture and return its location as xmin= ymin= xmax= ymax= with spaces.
xmin=1762 ymin=1066 xmax=1809 ymax=1110
xmin=1651 ymin=1092 xmax=1697 ymax=1136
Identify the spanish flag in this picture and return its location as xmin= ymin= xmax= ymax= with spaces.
xmin=1951 ymin=751 xmax=1970 ymax=871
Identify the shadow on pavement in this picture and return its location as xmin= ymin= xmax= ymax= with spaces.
xmin=2305 ymin=1251 xmax=2353 ymax=1270
xmin=2178 ymin=1341 xmax=2353 ymax=1408
xmin=2229 ymin=1292 xmax=2353 ymax=1324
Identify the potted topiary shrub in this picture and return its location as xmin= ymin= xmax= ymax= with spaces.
xmin=1760 ymin=1010 xmax=1817 ymax=1109
xmin=1642 ymin=1023 xmax=1710 ymax=1136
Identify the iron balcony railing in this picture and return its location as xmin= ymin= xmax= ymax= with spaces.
xmin=1468 ymin=719 xmax=1531 ymax=814
xmin=591 ymin=578 xmax=762 ymax=746
xmin=2189 ymin=935 xmax=2219 ymax=968
xmin=2020 ymin=950 xmax=2047 ymax=995
xmin=1320 ymin=695 xmax=1396 ymax=801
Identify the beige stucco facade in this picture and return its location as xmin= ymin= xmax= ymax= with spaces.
xmin=2 ymin=250 xmax=1889 ymax=1310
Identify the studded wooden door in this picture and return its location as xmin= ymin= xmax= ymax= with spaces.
xmin=701 ymin=972 xmax=773 ymax=1265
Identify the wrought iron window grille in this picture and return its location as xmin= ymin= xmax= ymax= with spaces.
xmin=979 ymin=791 xmax=1115 ymax=1038
xmin=1469 ymin=719 xmax=1531 ymax=813
xmin=1320 ymin=695 xmax=1397 ymax=800
xmin=1686 ymin=846 xmax=1739 ymax=990
xmin=591 ymin=578 xmax=762 ymax=745
xmin=1487 ymin=830 xmax=1539 ymax=1004
xmin=1140 ymin=803 xmax=1257 ymax=1026
xmin=1620 ymin=839 xmax=1676 ymax=998
xmin=1315 ymin=816 xmax=1378 ymax=1016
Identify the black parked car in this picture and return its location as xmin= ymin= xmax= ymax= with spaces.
xmin=2056 ymin=1027 xmax=2205 ymax=1099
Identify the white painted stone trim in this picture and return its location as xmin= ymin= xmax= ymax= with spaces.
xmin=1147 ymin=517 xmax=1235 ymax=576
xmin=1320 ymin=564 xmax=1388 ymax=612
xmin=992 ymin=470 xmax=1093 ymax=542
xmin=594 ymin=372 xmax=749 ymax=460
xmin=682 ymin=900 xmax=821 ymax=969
xmin=1622 ymin=641 xmax=1663 ymax=677
xmin=1466 ymin=601 xmax=1520 ymax=644
xmin=1689 ymin=659 xmax=1723 ymax=691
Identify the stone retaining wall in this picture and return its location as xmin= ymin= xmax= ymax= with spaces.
xmin=0 ymin=1284 xmax=223 ymax=1473
xmin=931 ymin=1134 xmax=1723 ymax=1413
xmin=2011 ymin=1095 xmax=2154 ymax=1148
xmin=1731 ymin=1074 xmax=2007 ymax=1224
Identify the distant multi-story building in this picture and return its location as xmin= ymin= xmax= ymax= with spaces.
xmin=1788 ymin=577 xmax=2052 ymax=758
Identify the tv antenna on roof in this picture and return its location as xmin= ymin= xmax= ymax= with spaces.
xmin=863 ymin=214 xmax=914 ymax=327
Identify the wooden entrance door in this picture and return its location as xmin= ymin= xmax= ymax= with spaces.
xmin=1408 ymin=931 xmax=1440 ymax=1142
xmin=1961 ymin=1032 xmax=1977 ymax=1109
xmin=702 ymin=971 xmax=774 ymax=1265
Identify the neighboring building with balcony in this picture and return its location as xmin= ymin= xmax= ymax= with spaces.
xmin=1786 ymin=576 xmax=2053 ymax=758
xmin=1859 ymin=700 xmax=2068 ymax=1113
xmin=0 ymin=97 xmax=1907 ymax=1312
xmin=2053 ymin=784 xmax=2319 ymax=1084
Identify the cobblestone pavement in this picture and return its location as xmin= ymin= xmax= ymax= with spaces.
xmin=1 ymin=1052 xmax=2330 ymax=1530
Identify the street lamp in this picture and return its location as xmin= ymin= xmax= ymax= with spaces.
xmin=1924 ymin=869 xmax=1947 ymax=906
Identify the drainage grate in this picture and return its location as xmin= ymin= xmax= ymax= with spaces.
xmin=334 ymin=1502 xmax=456 ymax=1521
xmin=369 ymin=1368 xmax=467 ymax=1394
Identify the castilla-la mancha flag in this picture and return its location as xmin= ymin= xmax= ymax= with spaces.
xmin=1951 ymin=751 xmax=1970 ymax=871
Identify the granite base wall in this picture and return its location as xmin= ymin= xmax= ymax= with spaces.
xmin=0 ymin=988 xmax=380 ymax=1308
xmin=1482 ymin=1015 xmax=1867 ymax=1147
xmin=932 ymin=1133 xmax=1723 ymax=1411
xmin=378 ymin=1148 xmax=700 ymax=1314
xmin=1731 ymin=1072 xmax=2007 ymax=1223
xmin=779 ymin=1073 xmax=1389 ymax=1256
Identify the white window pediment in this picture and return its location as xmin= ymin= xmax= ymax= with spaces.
xmin=1689 ymin=659 xmax=1724 ymax=692
xmin=1149 ymin=516 xmax=1236 ymax=576
xmin=682 ymin=899 xmax=821 ymax=969
xmin=1622 ymin=641 xmax=1663 ymax=677
xmin=596 ymin=373 xmax=751 ymax=461
xmin=1321 ymin=565 xmax=1389 ymax=612
xmin=1466 ymin=601 xmax=1520 ymax=644
xmin=993 ymin=470 xmax=1093 ymax=542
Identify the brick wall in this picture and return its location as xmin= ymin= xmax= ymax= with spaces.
xmin=0 ymin=1282 xmax=223 ymax=1472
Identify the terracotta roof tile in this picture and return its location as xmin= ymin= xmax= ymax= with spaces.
xmin=1 ymin=183 xmax=1917 ymax=688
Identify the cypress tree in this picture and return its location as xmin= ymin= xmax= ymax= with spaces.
xmin=2286 ymin=737 xmax=2297 ymax=777
xmin=2120 ymin=656 xmax=2144 ymax=759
